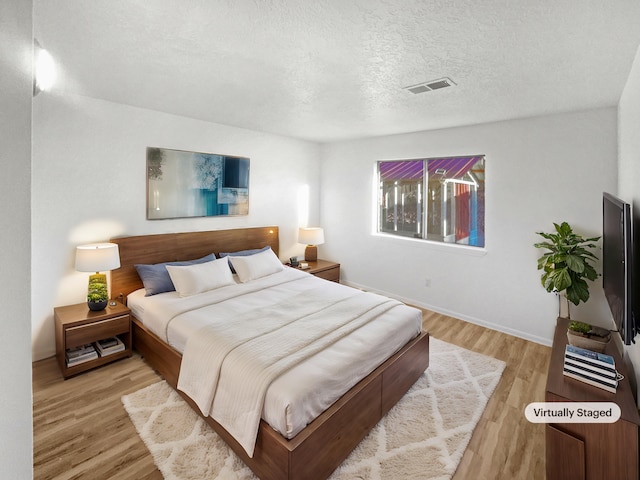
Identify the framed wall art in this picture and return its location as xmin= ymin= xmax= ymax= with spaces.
xmin=147 ymin=147 xmax=250 ymax=220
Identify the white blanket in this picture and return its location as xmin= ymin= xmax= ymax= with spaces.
xmin=136 ymin=268 xmax=307 ymax=344
xmin=178 ymin=285 xmax=402 ymax=457
xmin=128 ymin=269 xmax=422 ymax=455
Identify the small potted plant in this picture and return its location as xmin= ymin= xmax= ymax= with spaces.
xmin=87 ymin=277 xmax=108 ymax=311
xmin=566 ymin=321 xmax=611 ymax=353
xmin=534 ymin=222 xmax=608 ymax=350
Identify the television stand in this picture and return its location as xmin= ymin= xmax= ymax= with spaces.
xmin=546 ymin=317 xmax=640 ymax=480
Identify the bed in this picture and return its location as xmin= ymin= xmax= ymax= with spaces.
xmin=111 ymin=226 xmax=430 ymax=480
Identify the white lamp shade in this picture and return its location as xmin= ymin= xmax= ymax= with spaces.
xmin=298 ymin=227 xmax=325 ymax=246
xmin=75 ymin=243 xmax=121 ymax=272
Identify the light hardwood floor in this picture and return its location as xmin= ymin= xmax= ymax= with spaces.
xmin=33 ymin=309 xmax=550 ymax=480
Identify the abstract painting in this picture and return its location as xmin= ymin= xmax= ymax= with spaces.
xmin=147 ymin=147 xmax=249 ymax=219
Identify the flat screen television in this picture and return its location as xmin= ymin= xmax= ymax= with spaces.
xmin=602 ymin=192 xmax=637 ymax=344
xmin=222 ymin=156 xmax=249 ymax=189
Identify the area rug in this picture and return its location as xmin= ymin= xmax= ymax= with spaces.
xmin=122 ymin=338 xmax=505 ymax=480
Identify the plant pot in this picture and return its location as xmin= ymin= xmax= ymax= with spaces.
xmin=88 ymin=300 xmax=108 ymax=311
xmin=567 ymin=329 xmax=611 ymax=353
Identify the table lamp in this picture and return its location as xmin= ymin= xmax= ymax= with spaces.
xmin=298 ymin=227 xmax=324 ymax=262
xmin=75 ymin=243 xmax=121 ymax=311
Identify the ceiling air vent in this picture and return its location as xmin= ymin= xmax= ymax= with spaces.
xmin=404 ymin=77 xmax=456 ymax=94
xmin=407 ymin=84 xmax=430 ymax=94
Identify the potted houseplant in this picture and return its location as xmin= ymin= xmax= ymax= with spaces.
xmin=534 ymin=222 xmax=608 ymax=351
xmin=87 ymin=276 xmax=108 ymax=311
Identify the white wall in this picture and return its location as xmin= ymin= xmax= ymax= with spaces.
xmin=320 ymin=108 xmax=617 ymax=345
xmin=32 ymin=93 xmax=321 ymax=360
xmin=31 ymin=94 xmax=620 ymax=357
xmin=0 ymin=0 xmax=34 ymax=477
xmin=618 ymin=44 xmax=640 ymax=403
xmin=619 ymin=45 xmax=640 ymax=195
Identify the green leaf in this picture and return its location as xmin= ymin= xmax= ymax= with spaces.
xmin=555 ymin=222 xmax=572 ymax=236
xmin=567 ymin=278 xmax=590 ymax=305
xmin=565 ymin=254 xmax=585 ymax=273
xmin=537 ymin=255 xmax=550 ymax=270
xmin=550 ymin=268 xmax=572 ymax=292
xmin=542 ymin=273 xmax=555 ymax=292
xmin=583 ymin=264 xmax=599 ymax=281
xmin=533 ymin=241 xmax=554 ymax=250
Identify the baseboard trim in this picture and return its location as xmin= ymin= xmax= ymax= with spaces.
xmin=343 ymin=280 xmax=552 ymax=347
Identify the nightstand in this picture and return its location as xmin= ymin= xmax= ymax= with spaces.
xmin=54 ymin=302 xmax=132 ymax=379
xmin=305 ymin=259 xmax=340 ymax=283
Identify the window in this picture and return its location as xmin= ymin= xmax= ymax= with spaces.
xmin=377 ymin=155 xmax=485 ymax=247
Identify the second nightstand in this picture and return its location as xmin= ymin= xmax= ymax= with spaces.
xmin=305 ymin=259 xmax=340 ymax=283
xmin=54 ymin=302 xmax=132 ymax=379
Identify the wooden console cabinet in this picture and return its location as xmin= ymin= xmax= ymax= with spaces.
xmin=546 ymin=317 xmax=640 ymax=480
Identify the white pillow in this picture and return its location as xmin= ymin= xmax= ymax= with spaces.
xmin=229 ymin=247 xmax=284 ymax=283
xmin=166 ymin=257 xmax=235 ymax=297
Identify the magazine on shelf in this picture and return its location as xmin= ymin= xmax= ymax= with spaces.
xmin=95 ymin=336 xmax=125 ymax=356
xmin=564 ymin=345 xmax=616 ymax=372
xmin=563 ymin=344 xmax=619 ymax=393
xmin=563 ymin=368 xmax=618 ymax=393
xmin=563 ymin=362 xmax=618 ymax=386
xmin=564 ymin=357 xmax=617 ymax=381
xmin=66 ymin=343 xmax=98 ymax=366
xmin=66 ymin=343 xmax=94 ymax=358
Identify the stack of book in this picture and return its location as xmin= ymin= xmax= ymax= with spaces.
xmin=66 ymin=343 xmax=98 ymax=367
xmin=563 ymin=344 xmax=618 ymax=393
xmin=94 ymin=337 xmax=125 ymax=357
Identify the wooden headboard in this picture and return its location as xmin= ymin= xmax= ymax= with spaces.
xmin=110 ymin=226 xmax=279 ymax=300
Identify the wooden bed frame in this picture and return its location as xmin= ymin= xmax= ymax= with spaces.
xmin=110 ymin=226 xmax=430 ymax=480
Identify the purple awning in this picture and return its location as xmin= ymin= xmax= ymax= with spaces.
xmin=379 ymin=160 xmax=424 ymax=181
xmin=379 ymin=156 xmax=483 ymax=181
xmin=427 ymin=156 xmax=482 ymax=180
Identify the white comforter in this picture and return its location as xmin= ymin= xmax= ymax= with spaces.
xmin=128 ymin=268 xmax=422 ymax=457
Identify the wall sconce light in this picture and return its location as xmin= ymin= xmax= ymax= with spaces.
xmin=33 ymin=39 xmax=56 ymax=96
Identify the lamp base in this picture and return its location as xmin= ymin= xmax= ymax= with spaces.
xmin=87 ymin=273 xmax=108 ymax=311
xmin=304 ymin=245 xmax=318 ymax=262
xmin=88 ymin=300 xmax=108 ymax=311
xmin=88 ymin=273 xmax=106 ymax=284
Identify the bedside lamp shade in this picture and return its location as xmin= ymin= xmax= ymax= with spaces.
xmin=298 ymin=227 xmax=324 ymax=262
xmin=75 ymin=243 xmax=120 ymax=311
xmin=75 ymin=243 xmax=121 ymax=272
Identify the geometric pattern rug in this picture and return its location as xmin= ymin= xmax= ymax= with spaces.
xmin=122 ymin=338 xmax=505 ymax=480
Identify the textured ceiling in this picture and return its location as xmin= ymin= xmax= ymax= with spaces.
xmin=34 ymin=0 xmax=640 ymax=143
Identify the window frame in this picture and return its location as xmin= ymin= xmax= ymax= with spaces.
xmin=374 ymin=155 xmax=486 ymax=252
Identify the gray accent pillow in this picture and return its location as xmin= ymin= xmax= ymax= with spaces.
xmin=135 ymin=253 xmax=216 ymax=296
